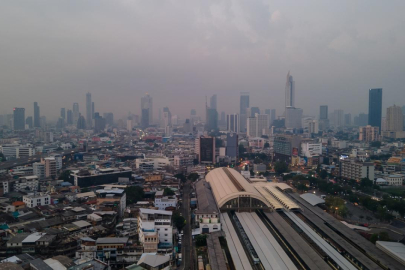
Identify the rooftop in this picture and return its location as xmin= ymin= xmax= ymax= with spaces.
xmin=195 ymin=180 xmax=219 ymax=215
xmin=96 ymin=237 xmax=129 ymax=245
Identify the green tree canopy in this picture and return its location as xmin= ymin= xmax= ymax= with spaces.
xmin=172 ymin=213 xmax=186 ymax=231
xmin=175 ymin=173 xmax=187 ymax=183
xmin=58 ymin=170 xmax=71 ymax=182
xmin=163 ymin=187 xmax=175 ymax=196
xmin=125 ymin=186 xmax=145 ymax=205
xmin=187 ymin=173 xmax=199 ymax=182
xmin=274 ymin=161 xmax=289 ymax=174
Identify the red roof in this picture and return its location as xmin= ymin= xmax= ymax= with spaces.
xmin=12 ymin=201 xmax=25 ymax=206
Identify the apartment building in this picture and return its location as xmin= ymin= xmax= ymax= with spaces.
xmin=340 ymin=159 xmax=375 ymax=181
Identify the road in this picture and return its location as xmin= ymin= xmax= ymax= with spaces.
xmin=181 ymin=181 xmax=194 ymax=270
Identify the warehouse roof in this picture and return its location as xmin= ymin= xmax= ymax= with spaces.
xmin=300 ymin=193 xmax=325 ymax=206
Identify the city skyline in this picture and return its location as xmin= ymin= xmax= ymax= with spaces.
xmin=1 ymin=1 xmax=405 ymax=120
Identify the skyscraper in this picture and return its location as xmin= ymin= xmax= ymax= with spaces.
xmin=33 ymin=102 xmax=40 ymax=128
xmin=103 ymin=113 xmax=114 ymax=126
xmin=285 ymin=71 xmax=295 ymax=108
xmin=270 ymin=109 xmax=276 ymax=126
xmin=60 ymin=108 xmax=66 ymax=120
xmin=247 ymin=114 xmax=269 ymax=137
xmin=239 ymin=92 xmax=249 ymax=132
xmin=344 ymin=113 xmax=352 ymax=126
xmin=86 ymin=92 xmax=92 ymax=129
xmin=249 ymin=107 xmax=260 ymax=117
xmin=386 ymin=105 xmax=403 ymax=132
xmin=226 ymin=114 xmax=239 ymax=133
xmin=368 ymin=88 xmax=382 ymax=132
xmin=67 ymin=110 xmax=73 ymax=125
xmin=141 ymin=93 xmax=153 ymax=126
xmin=73 ymin=103 xmax=79 ymax=125
xmin=333 ymin=109 xmax=344 ymax=128
xmin=92 ymin=102 xmax=95 ymax=119
xmin=210 ymin=94 xmax=217 ymax=111
xmin=26 ymin=116 xmax=33 ymax=129
xmin=13 ymin=108 xmax=25 ymax=130
xmin=285 ymin=107 xmax=303 ymax=130
xmin=191 ymin=109 xmax=196 ymax=116
xmin=319 ymin=105 xmax=328 ymax=120
xmin=163 ymin=107 xmax=172 ymax=127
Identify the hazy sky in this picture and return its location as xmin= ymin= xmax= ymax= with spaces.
xmin=1 ymin=0 xmax=405 ymax=122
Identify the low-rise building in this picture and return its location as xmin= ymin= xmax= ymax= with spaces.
xmin=386 ymin=174 xmax=404 ymax=186
xmin=194 ymin=180 xmax=221 ymax=233
xmin=340 ymin=159 xmax=375 ymax=181
xmin=23 ymin=193 xmax=50 ymax=208
xmin=138 ymin=208 xmax=173 ymax=254
xmin=96 ymin=189 xmax=126 ymax=217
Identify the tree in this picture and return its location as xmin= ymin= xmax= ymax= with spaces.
xmin=187 ymin=173 xmax=199 ymax=182
xmin=172 ymin=213 xmax=186 ymax=231
xmin=239 ymin=144 xmax=246 ymax=155
xmin=370 ymin=232 xmax=390 ymax=244
xmin=56 ymin=147 xmax=63 ymax=151
xmin=58 ymin=170 xmax=71 ymax=182
xmin=163 ymin=188 xmax=175 ymax=196
xmin=175 ymin=173 xmax=187 ymax=183
xmin=274 ymin=161 xmax=289 ymax=174
xmin=360 ymin=178 xmax=373 ymax=188
xmin=319 ymin=170 xmax=328 ymax=179
xmin=195 ymin=234 xmax=208 ymax=247
xmin=370 ymin=141 xmax=382 ymax=148
xmin=264 ymin=142 xmax=270 ymax=148
xmin=0 ymin=152 xmax=6 ymax=162
xmin=297 ymin=184 xmax=308 ymax=192
xmin=125 ymin=186 xmax=145 ymax=204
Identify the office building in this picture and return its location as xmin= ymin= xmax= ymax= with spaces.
xmin=25 ymin=116 xmax=33 ymax=129
xmin=285 ymin=107 xmax=303 ymax=130
xmin=249 ymin=107 xmax=260 ymax=117
xmin=308 ymin=120 xmax=319 ymax=134
xmin=273 ymin=135 xmax=302 ymax=164
xmin=344 ymin=113 xmax=352 ymax=126
xmin=141 ymin=109 xmax=149 ymax=128
xmin=73 ymin=102 xmax=79 ymax=125
xmin=270 ymin=109 xmax=276 ymax=125
xmin=60 ymin=108 xmax=66 ymax=120
xmin=359 ymin=125 xmax=380 ymax=142
xmin=285 ymin=71 xmax=295 ymax=108
xmin=205 ymin=108 xmax=218 ymax=131
xmin=94 ymin=113 xmax=106 ymax=132
xmin=103 ymin=112 xmax=114 ymax=126
xmin=226 ymin=133 xmax=238 ymax=161
xmin=340 ymin=159 xmax=374 ymax=181
xmin=220 ymin=111 xmax=226 ymax=126
xmin=86 ymin=92 xmax=92 ymax=129
xmin=42 ymin=157 xmax=57 ymax=179
xmin=239 ymin=92 xmax=250 ymax=132
xmin=195 ymin=136 xmax=215 ymax=164
xmin=301 ymin=142 xmax=322 ymax=158
xmin=141 ymin=93 xmax=153 ymax=126
xmin=226 ymin=114 xmax=239 ymax=133
xmin=33 ymin=162 xmax=45 ymax=180
xmin=265 ymin=109 xmax=271 ymax=115
xmin=66 ymin=109 xmax=73 ymax=125
xmin=368 ymin=88 xmax=383 ymax=132
xmin=191 ymin=109 xmax=196 ymax=116
xmin=247 ymin=114 xmax=269 ymax=137
xmin=1 ymin=144 xmax=36 ymax=158
xmin=154 ymin=190 xmax=177 ymax=210
xmin=13 ymin=108 xmax=25 ymax=130
xmin=163 ymin=107 xmax=172 ymax=127
xmin=386 ymin=175 xmax=404 ymax=186
xmin=210 ymin=94 xmax=217 ymax=111
xmin=319 ymin=105 xmax=329 ymax=131
xmin=92 ymin=102 xmax=95 ymax=119
xmin=183 ymin=119 xmax=193 ymax=133
xmin=33 ymin=102 xmax=40 ymax=128
xmin=332 ymin=109 xmax=344 ymax=128
xmin=40 ymin=116 xmax=46 ymax=128
xmin=72 ymin=168 xmax=132 ymax=187
xmin=77 ymin=114 xmax=86 ymax=129
xmin=386 ymin=105 xmax=403 ymax=131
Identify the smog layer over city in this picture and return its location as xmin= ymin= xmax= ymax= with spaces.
xmin=1 ymin=1 xmax=405 ymax=270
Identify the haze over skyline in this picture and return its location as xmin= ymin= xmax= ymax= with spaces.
xmin=1 ymin=0 xmax=405 ymax=121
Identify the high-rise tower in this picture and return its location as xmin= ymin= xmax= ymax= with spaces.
xmin=285 ymin=71 xmax=295 ymax=108
xmin=13 ymin=108 xmax=25 ymax=130
xmin=86 ymin=92 xmax=92 ymax=129
xmin=141 ymin=93 xmax=153 ymax=128
xmin=239 ymin=92 xmax=250 ymax=132
xmin=73 ymin=103 xmax=79 ymax=125
xmin=33 ymin=102 xmax=40 ymax=128
xmin=368 ymin=88 xmax=382 ymax=132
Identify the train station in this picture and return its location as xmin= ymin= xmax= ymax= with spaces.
xmin=196 ymin=168 xmax=405 ymax=270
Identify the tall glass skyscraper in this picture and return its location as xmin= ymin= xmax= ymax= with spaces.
xmin=86 ymin=92 xmax=92 ymax=129
xmin=13 ymin=108 xmax=25 ymax=130
xmin=368 ymin=88 xmax=382 ymax=132
xmin=33 ymin=102 xmax=40 ymax=128
xmin=239 ymin=92 xmax=249 ymax=132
